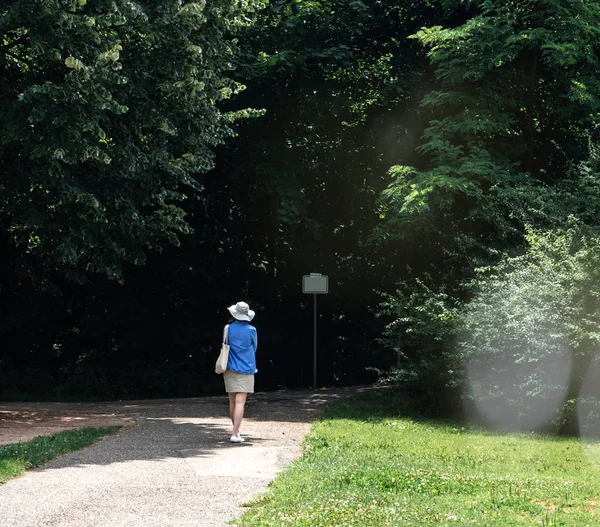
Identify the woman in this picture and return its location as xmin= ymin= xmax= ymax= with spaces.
xmin=223 ymin=301 xmax=257 ymax=443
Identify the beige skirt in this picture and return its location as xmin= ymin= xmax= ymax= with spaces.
xmin=223 ymin=370 xmax=255 ymax=393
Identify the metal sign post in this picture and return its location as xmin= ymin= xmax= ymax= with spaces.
xmin=302 ymin=273 xmax=329 ymax=388
xmin=313 ymin=293 xmax=317 ymax=389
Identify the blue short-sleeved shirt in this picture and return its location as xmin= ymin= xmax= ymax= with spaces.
xmin=225 ymin=321 xmax=258 ymax=374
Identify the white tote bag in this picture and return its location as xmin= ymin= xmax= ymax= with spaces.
xmin=215 ymin=324 xmax=230 ymax=374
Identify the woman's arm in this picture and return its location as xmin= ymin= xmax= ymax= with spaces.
xmin=251 ymin=327 xmax=258 ymax=353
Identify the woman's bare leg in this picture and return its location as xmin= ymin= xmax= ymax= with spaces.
xmin=228 ymin=392 xmax=236 ymax=425
xmin=232 ymin=392 xmax=248 ymax=437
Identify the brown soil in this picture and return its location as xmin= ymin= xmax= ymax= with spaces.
xmin=0 ymin=405 xmax=138 ymax=445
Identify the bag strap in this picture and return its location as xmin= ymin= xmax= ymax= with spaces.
xmin=223 ymin=324 xmax=229 ymax=345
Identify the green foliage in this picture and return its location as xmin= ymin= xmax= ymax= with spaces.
xmin=0 ymin=426 xmax=120 ymax=484
xmin=459 ymin=223 xmax=600 ymax=433
xmin=6 ymin=0 xmax=600 ymax=402
xmin=377 ymin=274 xmax=461 ymax=411
xmin=0 ymin=0 xmax=263 ymax=278
xmin=236 ymin=393 xmax=600 ymax=526
xmin=376 ymin=0 xmax=600 ymax=273
xmin=378 ymin=149 xmax=600 ymax=424
xmin=196 ymin=0 xmax=455 ymax=391
xmin=374 ymin=0 xmax=600 ymax=419
xmin=228 ymin=0 xmax=447 ymax=263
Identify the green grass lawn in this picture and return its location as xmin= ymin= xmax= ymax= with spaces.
xmin=0 ymin=427 xmax=120 ymax=485
xmin=237 ymin=392 xmax=600 ymax=527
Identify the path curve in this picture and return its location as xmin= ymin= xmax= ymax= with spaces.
xmin=0 ymin=387 xmax=368 ymax=527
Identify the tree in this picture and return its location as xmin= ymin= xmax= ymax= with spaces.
xmin=459 ymin=222 xmax=600 ymax=435
xmin=377 ymin=273 xmax=461 ymax=414
xmin=376 ymin=0 xmax=600 ymax=277
xmin=205 ymin=0 xmax=456 ymax=385
xmin=0 ymin=0 xmax=263 ymax=280
xmin=373 ymin=0 xmax=600 ymax=414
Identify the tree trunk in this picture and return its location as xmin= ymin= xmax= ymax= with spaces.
xmin=558 ymin=347 xmax=594 ymax=436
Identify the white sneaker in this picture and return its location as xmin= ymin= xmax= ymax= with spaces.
xmin=230 ymin=435 xmax=245 ymax=443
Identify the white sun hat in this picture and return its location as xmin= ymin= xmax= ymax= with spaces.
xmin=228 ymin=301 xmax=255 ymax=322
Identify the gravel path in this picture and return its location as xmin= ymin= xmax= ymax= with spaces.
xmin=0 ymin=387 xmax=367 ymax=527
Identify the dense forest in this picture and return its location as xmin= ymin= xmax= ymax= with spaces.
xmin=2 ymin=0 xmax=600 ymax=436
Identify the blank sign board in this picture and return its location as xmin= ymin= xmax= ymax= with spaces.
xmin=302 ymin=274 xmax=329 ymax=294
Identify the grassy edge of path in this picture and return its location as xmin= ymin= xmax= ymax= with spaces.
xmin=0 ymin=427 xmax=121 ymax=485
xmin=235 ymin=391 xmax=600 ymax=527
